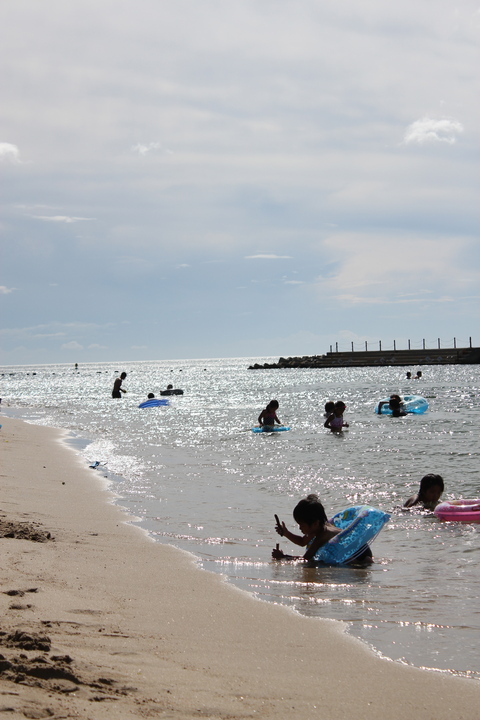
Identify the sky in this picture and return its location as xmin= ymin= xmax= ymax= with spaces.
xmin=1 ymin=0 xmax=479 ymax=365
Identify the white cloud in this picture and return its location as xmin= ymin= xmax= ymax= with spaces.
xmin=32 ymin=215 xmax=94 ymax=223
xmin=403 ymin=117 xmax=464 ymax=145
xmin=0 ymin=286 xmax=15 ymax=294
xmin=245 ymin=254 xmax=292 ymax=260
xmin=0 ymin=142 xmax=20 ymax=162
xmin=61 ymin=341 xmax=84 ymax=350
xmin=34 ymin=332 xmax=66 ymax=338
xmin=316 ymin=231 xmax=480 ymax=305
xmin=131 ymin=142 xmax=172 ymax=155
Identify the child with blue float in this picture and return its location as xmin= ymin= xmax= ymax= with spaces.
xmin=258 ymin=399 xmax=281 ymax=428
xmin=272 ymin=494 xmax=373 ymax=564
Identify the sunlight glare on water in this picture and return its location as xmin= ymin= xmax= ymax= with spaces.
xmin=1 ymin=358 xmax=479 ymax=679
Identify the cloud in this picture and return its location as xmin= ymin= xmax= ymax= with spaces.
xmin=403 ymin=117 xmax=464 ymax=145
xmin=32 ymin=215 xmax=94 ymax=223
xmin=245 ymin=254 xmax=292 ymax=260
xmin=0 ymin=286 xmax=15 ymax=294
xmin=34 ymin=332 xmax=66 ymax=338
xmin=61 ymin=341 xmax=84 ymax=350
xmin=131 ymin=142 xmax=173 ymax=156
xmin=316 ymin=231 xmax=480 ymax=305
xmin=0 ymin=143 xmax=20 ymax=162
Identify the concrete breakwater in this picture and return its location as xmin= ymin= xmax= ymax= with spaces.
xmin=249 ymin=346 xmax=480 ymax=369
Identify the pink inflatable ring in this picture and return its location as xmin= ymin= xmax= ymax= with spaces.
xmin=434 ymin=500 xmax=480 ymax=523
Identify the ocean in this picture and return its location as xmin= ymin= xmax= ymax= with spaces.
xmin=1 ymin=358 xmax=479 ymax=680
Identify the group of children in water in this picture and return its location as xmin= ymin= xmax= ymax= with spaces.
xmin=257 ymin=398 xmax=349 ymax=432
xmin=257 ymin=399 xmax=445 ymax=567
xmin=272 ymin=474 xmax=445 ymax=565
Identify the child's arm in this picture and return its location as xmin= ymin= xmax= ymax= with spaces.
xmin=324 ymin=413 xmax=333 ymax=428
xmin=273 ymin=529 xmax=332 ymax=562
xmin=403 ymin=494 xmax=419 ymax=508
xmin=272 ymin=537 xmax=325 ymax=561
xmin=258 ymin=410 xmax=265 ymax=425
xmin=274 ymin=515 xmax=308 ymax=546
xmin=274 ymin=413 xmax=281 ymax=425
xmin=272 ymin=547 xmax=304 ymax=560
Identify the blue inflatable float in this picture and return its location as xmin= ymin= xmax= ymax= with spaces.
xmin=313 ymin=505 xmax=390 ymax=565
xmin=138 ymin=398 xmax=169 ymax=408
xmin=252 ymin=426 xmax=290 ymax=433
xmin=375 ymin=394 xmax=428 ymax=415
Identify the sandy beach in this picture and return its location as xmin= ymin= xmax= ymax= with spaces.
xmin=1 ymin=416 xmax=479 ymax=719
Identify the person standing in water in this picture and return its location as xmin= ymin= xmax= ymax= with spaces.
xmin=258 ymin=400 xmax=281 ymax=428
xmin=112 ymin=372 xmax=127 ymax=398
xmin=324 ymin=401 xmax=349 ymax=432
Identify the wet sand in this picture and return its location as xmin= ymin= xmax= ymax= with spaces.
xmin=0 ymin=415 xmax=479 ymax=719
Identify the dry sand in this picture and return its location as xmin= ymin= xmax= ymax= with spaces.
xmin=0 ymin=415 xmax=479 ymax=720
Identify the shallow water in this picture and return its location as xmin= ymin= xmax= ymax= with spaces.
xmin=1 ymin=358 xmax=479 ymax=679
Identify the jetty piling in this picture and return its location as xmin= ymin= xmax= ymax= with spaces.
xmin=248 ymin=338 xmax=479 ymax=369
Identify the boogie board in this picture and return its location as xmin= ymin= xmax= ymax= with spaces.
xmin=138 ymin=398 xmax=169 ymax=408
xmin=251 ymin=425 xmax=290 ymax=433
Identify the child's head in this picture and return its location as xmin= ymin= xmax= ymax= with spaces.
xmin=334 ymin=401 xmax=346 ymax=412
xmin=324 ymin=401 xmax=335 ymax=413
xmin=267 ymin=400 xmax=279 ymax=410
xmin=147 ymin=393 xmax=155 ymax=399
xmin=293 ymin=494 xmax=328 ymax=530
xmin=418 ymin=474 xmax=444 ymax=503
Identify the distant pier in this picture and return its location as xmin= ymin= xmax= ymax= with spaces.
xmin=249 ymin=341 xmax=480 ymax=369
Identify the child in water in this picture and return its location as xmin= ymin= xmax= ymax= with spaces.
xmin=272 ymin=494 xmax=372 ymax=563
xmin=404 ymin=474 xmax=444 ymax=510
xmin=377 ymin=394 xmax=406 ymax=417
xmin=324 ymin=400 xmax=349 ymax=432
xmin=258 ymin=400 xmax=281 ymax=428
xmin=324 ymin=401 xmax=335 ymax=417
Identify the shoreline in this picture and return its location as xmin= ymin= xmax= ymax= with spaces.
xmin=1 ymin=415 xmax=479 ymax=719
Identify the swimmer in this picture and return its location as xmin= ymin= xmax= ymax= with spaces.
xmin=377 ymin=394 xmax=406 ymax=417
xmin=404 ymin=474 xmax=444 ymax=510
xmin=258 ymin=400 xmax=281 ymax=428
xmin=324 ymin=401 xmax=335 ymax=417
xmin=324 ymin=401 xmax=349 ymax=431
xmin=272 ymin=495 xmax=372 ymax=563
xmin=112 ymin=372 xmax=127 ymax=398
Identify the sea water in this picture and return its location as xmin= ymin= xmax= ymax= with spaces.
xmin=1 ymin=358 xmax=479 ymax=679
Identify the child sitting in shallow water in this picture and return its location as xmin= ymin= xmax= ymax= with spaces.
xmin=272 ymin=494 xmax=372 ymax=563
xmin=404 ymin=474 xmax=444 ymax=510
